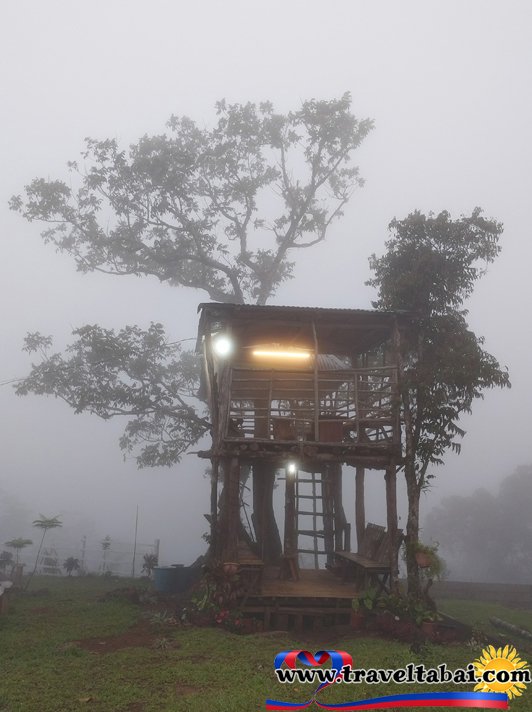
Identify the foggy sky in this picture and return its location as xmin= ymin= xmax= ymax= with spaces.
xmin=1 ymin=1 xmax=531 ymax=565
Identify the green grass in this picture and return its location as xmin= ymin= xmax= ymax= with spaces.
xmin=1 ymin=578 xmax=532 ymax=711
xmin=438 ymin=598 xmax=532 ymax=649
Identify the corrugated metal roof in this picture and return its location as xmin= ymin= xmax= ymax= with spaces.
xmin=197 ymin=302 xmax=413 ymax=316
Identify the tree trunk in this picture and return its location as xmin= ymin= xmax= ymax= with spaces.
xmin=219 ymin=457 xmax=240 ymax=562
xmin=252 ymin=462 xmax=282 ymax=565
xmin=404 ymin=459 xmax=422 ymax=602
xmin=384 ymin=464 xmax=399 ymax=594
xmin=394 ymin=320 xmax=422 ymax=602
xmin=210 ymin=458 xmax=219 ymax=558
xmin=25 ymin=531 xmax=47 ymax=591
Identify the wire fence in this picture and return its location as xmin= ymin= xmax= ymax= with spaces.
xmin=1 ymin=537 xmax=160 ymax=578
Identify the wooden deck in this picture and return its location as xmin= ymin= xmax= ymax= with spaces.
xmin=241 ymin=567 xmax=358 ymax=631
xmin=254 ymin=566 xmax=357 ymax=599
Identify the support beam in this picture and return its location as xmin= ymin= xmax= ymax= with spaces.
xmin=210 ymin=458 xmax=219 ymax=558
xmin=385 ymin=463 xmax=399 ymax=593
xmin=252 ymin=397 xmax=282 ymax=564
xmin=355 ymin=466 xmax=366 ymax=550
xmin=331 ymin=463 xmax=346 ymax=552
xmin=322 ymin=468 xmax=335 ymax=565
xmin=284 ymin=468 xmax=296 ymax=556
xmin=220 ymin=457 xmax=240 ymax=562
xmin=253 ymin=462 xmax=282 ymax=564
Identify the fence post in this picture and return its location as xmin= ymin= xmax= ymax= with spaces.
xmin=80 ymin=536 xmax=87 ymax=573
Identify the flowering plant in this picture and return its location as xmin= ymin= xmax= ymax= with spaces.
xmin=215 ymin=609 xmax=245 ymax=633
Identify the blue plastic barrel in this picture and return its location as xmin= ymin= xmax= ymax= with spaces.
xmin=154 ymin=565 xmax=198 ymax=593
xmin=154 ymin=566 xmax=177 ymax=593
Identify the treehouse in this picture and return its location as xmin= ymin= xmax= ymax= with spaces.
xmin=196 ymin=303 xmax=410 ymax=621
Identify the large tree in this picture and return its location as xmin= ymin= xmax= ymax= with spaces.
xmin=11 ymin=94 xmax=373 ymax=560
xmin=368 ymin=208 xmax=510 ymax=599
xmin=11 ymin=93 xmax=372 ymax=306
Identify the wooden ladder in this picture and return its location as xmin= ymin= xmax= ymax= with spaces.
xmin=295 ymin=471 xmax=331 ymax=568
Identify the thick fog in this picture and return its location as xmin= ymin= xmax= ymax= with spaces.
xmin=1 ymin=1 xmax=530 ymax=575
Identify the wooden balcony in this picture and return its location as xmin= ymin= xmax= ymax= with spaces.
xmin=214 ymin=366 xmax=401 ymax=464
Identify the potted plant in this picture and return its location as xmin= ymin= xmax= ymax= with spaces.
xmin=405 ymin=541 xmax=448 ymax=579
xmin=351 ymin=588 xmax=377 ymax=627
xmin=377 ymin=591 xmax=411 ymax=619
xmin=415 ymin=550 xmax=432 ymax=568
xmin=193 ymin=559 xmax=243 ymax=612
xmin=242 ymin=616 xmax=263 ymax=634
xmin=409 ymin=602 xmax=440 ymax=635
xmin=419 ymin=608 xmax=439 ymax=637
xmin=222 ymin=562 xmax=240 ymax=576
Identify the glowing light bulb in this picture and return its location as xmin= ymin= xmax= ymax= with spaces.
xmin=213 ymin=336 xmax=232 ymax=357
xmin=286 ymin=461 xmax=298 ymax=477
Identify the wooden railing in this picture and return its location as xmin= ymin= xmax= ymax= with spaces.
xmin=225 ymin=366 xmax=399 ymax=445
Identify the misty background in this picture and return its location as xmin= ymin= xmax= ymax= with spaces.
xmin=0 ymin=1 xmax=530 ymax=579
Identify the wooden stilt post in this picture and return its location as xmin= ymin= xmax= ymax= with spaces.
xmin=322 ymin=467 xmax=335 ymax=566
xmin=278 ymin=463 xmax=299 ymax=581
xmin=355 ymin=466 xmax=366 ymax=551
xmin=221 ymin=457 xmax=240 ymax=562
xmin=284 ymin=467 xmax=296 ymax=556
xmin=227 ymin=457 xmax=240 ymax=562
xmin=220 ymin=458 xmax=230 ymax=558
xmin=385 ymin=463 xmax=399 ymax=593
xmin=253 ymin=462 xmax=282 ymax=564
xmin=210 ymin=458 xmax=219 ymax=558
xmin=252 ymin=394 xmax=282 ymax=565
xmin=331 ymin=463 xmax=346 ymax=553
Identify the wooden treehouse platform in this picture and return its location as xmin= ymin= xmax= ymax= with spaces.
xmin=240 ymin=567 xmax=358 ymax=632
xmin=196 ymin=303 xmax=409 ymax=604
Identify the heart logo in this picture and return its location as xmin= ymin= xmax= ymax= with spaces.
xmin=275 ymin=650 xmax=353 ymax=675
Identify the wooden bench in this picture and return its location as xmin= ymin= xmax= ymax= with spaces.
xmin=335 ymin=523 xmax=398 ymax=596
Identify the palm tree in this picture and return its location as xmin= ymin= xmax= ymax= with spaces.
xmin=62 ymin=557 xmax=80 ymax=576
xmin=25 ymin=515 xmax=62 ymax=590
xmin=5 ymin=538 xmax=33 ymax=565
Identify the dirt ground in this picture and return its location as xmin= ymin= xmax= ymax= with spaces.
xmin=74 ymin=619 xmax=166 ymax=654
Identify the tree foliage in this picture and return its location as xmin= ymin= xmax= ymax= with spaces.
xmin=10 ymin=94 xmax=372 ymax=306
xmin=5 ymin=538 xmax=33 ymax=565
xmin=16 ymin=324 xmax=209 ymax=467
xmin=368 ymin=208 xmax=510 ymax=487
xmin=0 ymin=551 xmax=14 ymax=571
xmin=12 ymin=94 xmax=373 ymax=466
xmin=63 ymin=556 xmax=80 ymax=576
xmin=141 ymin=552 xmax=158 ymax=579
xmin=368 ymin=209 xmax=510 ymax=597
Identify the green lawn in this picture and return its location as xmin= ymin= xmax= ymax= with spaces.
xmin=1 ymin=576 xmax=531 ymax=711
xmin=438 ymin=598 xmax=532 ymax=646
